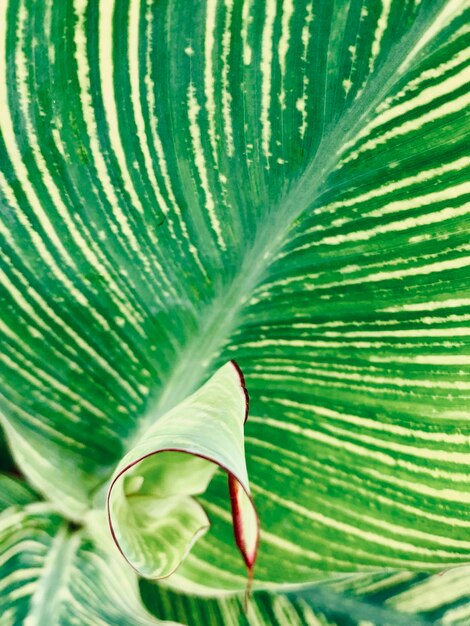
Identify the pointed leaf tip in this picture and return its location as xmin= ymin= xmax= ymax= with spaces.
xmin=229 ymin=473 xmax=260 ymax=572
xmin=107 ymin=361 xmax=259 ymax=582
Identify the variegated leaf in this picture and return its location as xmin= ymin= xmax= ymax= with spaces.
xmin=0 ymin=473 xmax=37 ymax=511
xmin=0 ymin=504 xmax=176 ymax=626
xmin=143 ymin=569 xmax=470 ymax=626
xmin=0 ymin=0 xmax=468 ymax=592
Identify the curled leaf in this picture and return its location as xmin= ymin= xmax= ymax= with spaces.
xmin=107 ymin=361 xmax=259 ymax=580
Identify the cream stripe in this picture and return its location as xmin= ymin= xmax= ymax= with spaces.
xmin=187 ymin=82 xmax=226 ymax=250
xmin=260 ymin=0 xmax=277 ymax=161
xmin=278 ymin=0 xmax=294 ymax=110
xmin=343 ymin=92 xmax=470 ymax=163
xmin=221 ymin=0 xmax=235 ymax=156
xmin=368 ymin=0 xmax=391 ymax=75
xmin=204 ymin=0 xmax=219 ymax=165
xmin=143 ymin=1 xmax=207 ymax=275
xmin=241 ymin=0 xmax=253 ymax=65
xmin=250 ymin=416 xmax=470 ymax=488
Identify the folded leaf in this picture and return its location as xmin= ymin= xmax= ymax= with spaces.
xmin=107 ymin=361 xmax=258 ymax=579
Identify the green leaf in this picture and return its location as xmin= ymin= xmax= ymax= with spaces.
xmin=386 ymin=568 xmax=470 ymax=624
xmin=0 ymin=0 xmax=469 ymax=590
xmin=107 ymin=361 xmax=258 ymax=579
xmin=0 ymin=504 xmax=176 ymax=626
xmin=142 ymin=569 xmax=470 ymax=626
xmin=8 ymin=504 xmax=467 ymax=626
xmin=142 ymin=583 xmax=347 ymax=626
xmin=294 ymin=567 xmax=470 ymax=625
xmin=0 ymin=425 xmax=15 ymax=475
xmin=8 ymin=496 xmax=464 ymax=626
xmin=0 ymin=473 xmax=37 ymax=511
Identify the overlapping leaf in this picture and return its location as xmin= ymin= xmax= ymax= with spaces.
xmin=3 ymin=498 xmax=470 ymax=626
xmin=4 ymin=473 xmax=453 ymax=626
xmin=0 ymin=0 xmax=469 ymax=593
xmin=142 ymin=569 xmax=470 ymax=626
xmin=0 ymin=503 xmax=174 ymax=626
xmin=0 ymin=473 xmax=37 ymax=511
xmin=294 ymin=567 xmax=470 ymax=625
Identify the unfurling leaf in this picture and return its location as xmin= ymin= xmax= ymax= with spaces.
xmin=107 ymin=361 xmax=259 ymax=580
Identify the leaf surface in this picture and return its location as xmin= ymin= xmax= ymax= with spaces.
xmin=142 ymin=568 xmax=470 ymax=626
xmin=0 ymin=504 xmax=177 ymax=626
xmin=0 ymin=473 xmax=37 ymax=511
xmin=287 ymin=567 xmax=470 ymax=625
xmin=0 ymin=0 xmax=469 ymax=589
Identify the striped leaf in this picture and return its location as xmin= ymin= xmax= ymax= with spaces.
xmin=0 ymin=473 xmax=37 ymax=511
xmin=0 ymin=503 xmax=176 ymax=626
xmin=142 ymin=569 xmax=470 ymax=626
xmin=2 ymin=503 xmax=469 ymax=626
xmin=0 ymin=499 xmax=419 ymax=626
xmin=0 ymin=0 xmax=469 ymax=593
xmin=1 ymin=475 xmax=469 ymax=625
xmin=290 ymin=567 xmax=470 ymax=625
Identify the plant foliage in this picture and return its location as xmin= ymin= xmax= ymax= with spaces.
xmin=0 ymin=0 xmax=469 ymax=623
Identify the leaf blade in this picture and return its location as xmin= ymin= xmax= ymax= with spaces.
xmin=0 ymin=0 xmax=469 ymax=589
xmin=0 ymin=504 xmax=177 ymax=626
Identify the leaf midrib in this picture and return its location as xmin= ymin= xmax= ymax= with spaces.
xmin=102 ymin=1 xmax=451 ymax=493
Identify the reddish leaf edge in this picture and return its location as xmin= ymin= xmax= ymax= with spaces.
xmin=230 ymin=359 xmax=250 ymax=424
xmin=228 ymin=474 xmax=259 ymax=609
xmin=228 ymin=360 xmax=260 ymax=603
